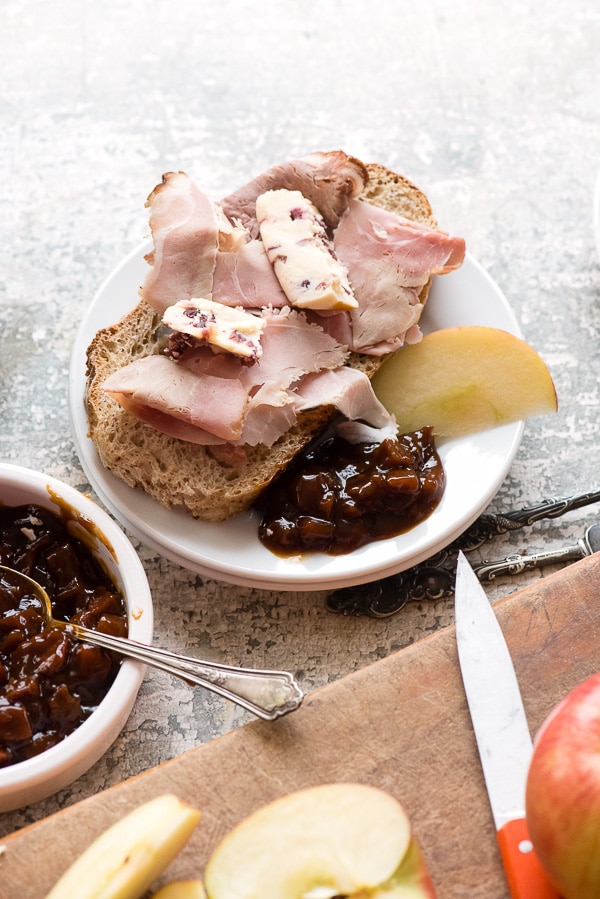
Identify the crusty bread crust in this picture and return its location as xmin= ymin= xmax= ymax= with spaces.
xmin=85 ymin=163 xmax=438 ymax=521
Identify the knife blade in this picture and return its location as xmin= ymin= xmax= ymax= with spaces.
xmin=454 ymin=551 xmax=560 ymax=898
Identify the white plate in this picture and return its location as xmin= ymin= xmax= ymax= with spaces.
xmin=69 ymin=243 xmax=524 ymax=591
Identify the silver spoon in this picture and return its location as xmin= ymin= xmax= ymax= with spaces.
xmin=0 ymin=565 xmax=303 ymax=721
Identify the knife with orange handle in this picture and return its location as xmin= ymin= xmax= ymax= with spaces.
xmin=454 ymin=552 xmax=561 ymax=898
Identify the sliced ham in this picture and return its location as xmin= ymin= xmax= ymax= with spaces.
xmin=176 ymin=307 xmax=348 ymax=398
xmin=139 ymin=172 xmax=291 ymax=312
xmin=111 ymin=399 xmax=226 ymax=447
xmin=220 ymin=151 xmax=368 ymax=238
xmin=172 ymin=344 xmax=245 ymax=380
xmin=239 ymin=307 xmax=348 ymax=393
xmin=333 ymin=199 xmax=466 ymax=354
xmin=212 ymin=239 xmax=289 ymax=309
xmin=102 ymin=309 xmax=350 ymax=448
xmin=140 ymin=172 xmax=220 ymax=315
xmin=102 ymin=355 xmax=249 ymax=443
xmin=236 ymin=401 xmax=300 ymax=448
xmin=348 ymin=285 xmax=425 ymax=356
xmin=335 ymin=199 xmax=466 ymax=285
xmin=112 ymin=159 xmax=468 ymax=458
xmin=304 ymin=308 xmax=354 ymax=349
xmin=295 ymin=366 xmax=394 ymax=430
xmin=238 ymin=364 xmax=395 ymax=447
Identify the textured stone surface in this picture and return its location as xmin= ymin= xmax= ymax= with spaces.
xmin=1 ymin=0 xmax=599 ymax=839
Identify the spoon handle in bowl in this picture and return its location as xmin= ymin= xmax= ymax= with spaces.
xmin=61 ymin=624 xmax=303 ymax=721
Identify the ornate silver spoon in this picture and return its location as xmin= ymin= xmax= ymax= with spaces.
xmin=0 ymin=565 xmax=303 ymax=721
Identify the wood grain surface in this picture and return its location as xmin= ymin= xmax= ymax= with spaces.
xmin=2 ymin=553 xmax=600 ymax=899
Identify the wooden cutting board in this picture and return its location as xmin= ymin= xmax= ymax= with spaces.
xmin=2 ymin=554 xmax=600 ymax=899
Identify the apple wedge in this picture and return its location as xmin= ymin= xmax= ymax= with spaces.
xmin=152 ymin=883 xmax=207 ymax=898
xmin=371 ymin=325 xmax=557 ymax=437
xmin=45 ymin=794 xmax=201 ymax=899
xmin=203 ymin=782 xmax=436 ymax=898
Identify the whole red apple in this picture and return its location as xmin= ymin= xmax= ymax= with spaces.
xmin=525 ymin=670 xmax=600 ymax=898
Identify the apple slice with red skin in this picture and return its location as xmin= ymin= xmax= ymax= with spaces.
xmin=203 ymin=783 xmax=436 ymax=898
xmin=526 ymin=671 xmax=600 ymax=899
xmin=371 ymin=325 xmax=557 ymax=437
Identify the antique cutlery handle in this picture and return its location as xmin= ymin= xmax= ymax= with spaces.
xmin=453 ymin=488 xmax=600 ymax=552
xmin=473 ymin=541 xmax=587 ymax=581
xmin=327 ymin=542 xmax=587 ymax=617
xmin=328 ymin=488 xmax=600 ymax=617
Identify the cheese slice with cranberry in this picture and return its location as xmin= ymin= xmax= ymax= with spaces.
xmin=256 ymin=188 xmax=358 ymax=311
xmin=162 ymin=298 xmax=266 ymax=361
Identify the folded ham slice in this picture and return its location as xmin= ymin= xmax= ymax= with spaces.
xmin=139 ymin=172 xmax=221 ymax=315
xmin=102 ymin=308 xmax=351 ymax=449
xmin=211 ymin=239 xmax=289 ymax=309
xmin=220 ymin=151 xmax=368 ymax=238
xmin=102 ymin=355 xmax=248 ymax=444
xmin=295 ymin=367 xmax=394 ymax=430
xmin=333 ymin=199 xmax=466 ymax=354
xmin=141 ymin=173 xmax=291 ymax=312
xmin=137 ymin=159 xmax=464 ymax=356
xmin=177 ymin=307 xmax=348 ymax=395
xmin=336 ymin=199 xmax=465 ymax=285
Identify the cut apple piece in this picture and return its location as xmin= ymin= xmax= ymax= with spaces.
xmin=203 ymin=783 xmax=436 ymax=898
xmin=371 ymin=325 xmax=557 ymax=437
xmin=152 ymin=882 xmax=207 ymax=898
xmin=45 ymin=794 xmax=201 ymax=899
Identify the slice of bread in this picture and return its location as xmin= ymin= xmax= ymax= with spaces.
xmin=85 ymin=163 xmax=437 ymax=521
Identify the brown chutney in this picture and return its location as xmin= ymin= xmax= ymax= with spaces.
xmin=256 ymin=427 xmax=445 ymax=556
xmin=0 ymin=504 xmax=128 ymax=767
